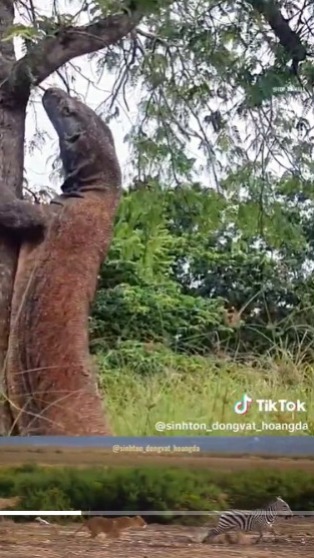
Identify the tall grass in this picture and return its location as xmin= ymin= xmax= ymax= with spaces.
xmin=97 ymin=342 xmax=314 ymax=436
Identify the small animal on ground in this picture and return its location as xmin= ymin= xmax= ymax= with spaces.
xmin=35 ymin=516 xmax=59 ymax=534
xmin=73 ymin=515 xmax=147 ymax=539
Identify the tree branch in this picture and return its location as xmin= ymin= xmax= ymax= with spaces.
xmin=248 ymin=0 xmax=307 ymax=62
xmin=9 ymin=11 xmax=144 ymax=93
xmin=0 ymin=0 xmax=15 ymax=81
xmin=136 ymin=27 xmax=171 ymax=47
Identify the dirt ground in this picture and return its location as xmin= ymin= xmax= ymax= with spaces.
xmin=1 ymin=446 xmax=314 ymax=471
xmin=0 ymin=518 xmax=313 ymax=558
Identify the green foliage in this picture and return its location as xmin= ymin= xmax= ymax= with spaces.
xmin=3 ymin=24 xmax=40 ymax=42
xmin=22 ymin=0 xmax=314 ymax=188
xmin=2 ymin=465 xmax=314 ymax=520
xmin=111 ymin=0 xmax=310 ymax=184
xmin=91 ymin=181 xmax=314 ymax=358
xmin=91 ymin=184 xmax=230 ymax=354
xmin=92 ymin=282 xmax=226 ymax=353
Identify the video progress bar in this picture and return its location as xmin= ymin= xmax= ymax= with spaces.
xmin=0 ymin=510 xmax=314 ymax=517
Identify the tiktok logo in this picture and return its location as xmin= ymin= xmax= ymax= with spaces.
xmin=234 ymin=394 xmax=253 ymax=415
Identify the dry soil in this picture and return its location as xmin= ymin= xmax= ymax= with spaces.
xmin=0 ymin=518 xmax=313 ymax=558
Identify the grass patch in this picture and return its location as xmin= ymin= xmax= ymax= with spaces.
xmin=98 ymin=343 xmax=314 ymax=435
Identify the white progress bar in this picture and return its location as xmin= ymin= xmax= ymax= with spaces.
xmin=0 ymin=510 xmax=84 ymax=517
xmin=0 ymin=510 xmax=314 ymax=517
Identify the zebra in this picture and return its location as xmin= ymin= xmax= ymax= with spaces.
xmin=201 ymin=496 xmax=292 ymax=544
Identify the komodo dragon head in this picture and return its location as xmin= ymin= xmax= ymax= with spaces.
xmin=42 ymin=87 xmax=121 ymax=195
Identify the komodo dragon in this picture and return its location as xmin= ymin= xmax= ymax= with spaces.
xmin=0 ymin=87 xmax=121 ymax=435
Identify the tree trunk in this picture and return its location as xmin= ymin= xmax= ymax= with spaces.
xmin=0 ymin=101 xmax=28 ymax=435
xmin=0 ymin=0 xmax=28 ymax=434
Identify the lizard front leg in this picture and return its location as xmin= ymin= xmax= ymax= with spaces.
xmin=0 ymin=201 xmax=47 ymax=240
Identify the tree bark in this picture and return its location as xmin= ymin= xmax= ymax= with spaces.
xmin=0 ymin=0 xmax=29 ymax=434
xmin=0 ymin=104 xmax=27 ymax=435
xmin=248 ymin=0 xmax=306 ymax=63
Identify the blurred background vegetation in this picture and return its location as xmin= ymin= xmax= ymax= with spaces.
xmin=1 ymin=464 xmax=313 ymax=521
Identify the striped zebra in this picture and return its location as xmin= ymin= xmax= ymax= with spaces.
xmin=202 ymin=496 xmax=292 ymax=544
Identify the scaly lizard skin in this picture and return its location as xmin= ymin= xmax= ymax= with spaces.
xmin=0 ymin=88 xmax=121 ymax=435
